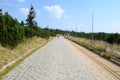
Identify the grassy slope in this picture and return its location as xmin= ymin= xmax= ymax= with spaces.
xmin=68 ymin=36 xmax=120 ymax=60
xmin=0 ymin=37 xmax=51 ymax=78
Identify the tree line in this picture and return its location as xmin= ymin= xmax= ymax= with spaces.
xmin=0 ymin=5 xmax=120 ymax=48
xmin=69 ymin=31 xmax=120 ymax=44
xmin=0 ymin=5 xmax=52 ymax=47
xmin=0 ymin=5 xmax=71 ymax=47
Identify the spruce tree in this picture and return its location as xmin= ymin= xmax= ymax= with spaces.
xmin=0 ymin=9 xmax=4 ymax=45
xmin=20 ymin=20 xmax=24 ymax=26
xmin=0 ymin=9 xmax=2 ymax=15
xmin=26 ymin=5 xmax=37 ymax=27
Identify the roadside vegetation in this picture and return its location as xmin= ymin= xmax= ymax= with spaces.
xmin=0 ymin=37 xmax=49 ymax=78
xmin=68 ymin=36 xmax=120 ymax=65
xmin=69 ymin=31 xmax=120 ymax=45
xmin=0 ymin=37 xmax=47 ymax=69
xmin=0 ymin=5 xmax=51 ymax=48
xmin=0 ymin=5 xmax=54 ymax=78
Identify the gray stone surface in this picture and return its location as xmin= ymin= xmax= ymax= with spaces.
xmin=1 ymin=37 xmax=116 ymax=80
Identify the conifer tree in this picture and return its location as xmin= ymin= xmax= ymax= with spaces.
xmin=0 ymin=12 xmax=24 ymax=47
xmin=26 ymin=5 xmax=37 ymax=27
xmin=20 ymin=20 xmax=24 ymax=26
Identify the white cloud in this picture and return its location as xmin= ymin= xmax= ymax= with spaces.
xmin=18 ymin=0 xmax=26 ymax=2
xmin=63 ymin=15 xmax=70 ymax=19
xmin=44 ymin=5 xmax=64 ymax=19
xmin=19 ymin=8 xmax=29 ymax=15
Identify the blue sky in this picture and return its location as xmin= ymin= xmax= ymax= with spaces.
xmin=0 ymin=0 xmax=120 ymax=33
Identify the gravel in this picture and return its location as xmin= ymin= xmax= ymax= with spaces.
xmin=1 ymin=37 xmax=117 ymax=80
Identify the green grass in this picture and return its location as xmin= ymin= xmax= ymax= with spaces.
xmin=95 ymin=47 xmax=105 ymax=52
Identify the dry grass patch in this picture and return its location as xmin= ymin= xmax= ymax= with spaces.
xmin=0 ymin=37 xmax=54 ymax=78
xmin=0 ymin=37 xmax=47 ymax=69
xmin=68 ymin=36 xmax=120 ymax=60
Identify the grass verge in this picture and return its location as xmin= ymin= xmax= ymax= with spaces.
xmin=0 ymin=37 xmax=53 ymax=79
xmin=68 ymin=36 xmax=120 ymax=66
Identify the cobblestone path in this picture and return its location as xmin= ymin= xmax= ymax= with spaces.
xmin=1 ymin=37 xmax=118 ymax=80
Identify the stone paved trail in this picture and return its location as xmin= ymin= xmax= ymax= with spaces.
xmin=1 ymin=37 xmax=118 ymax=80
